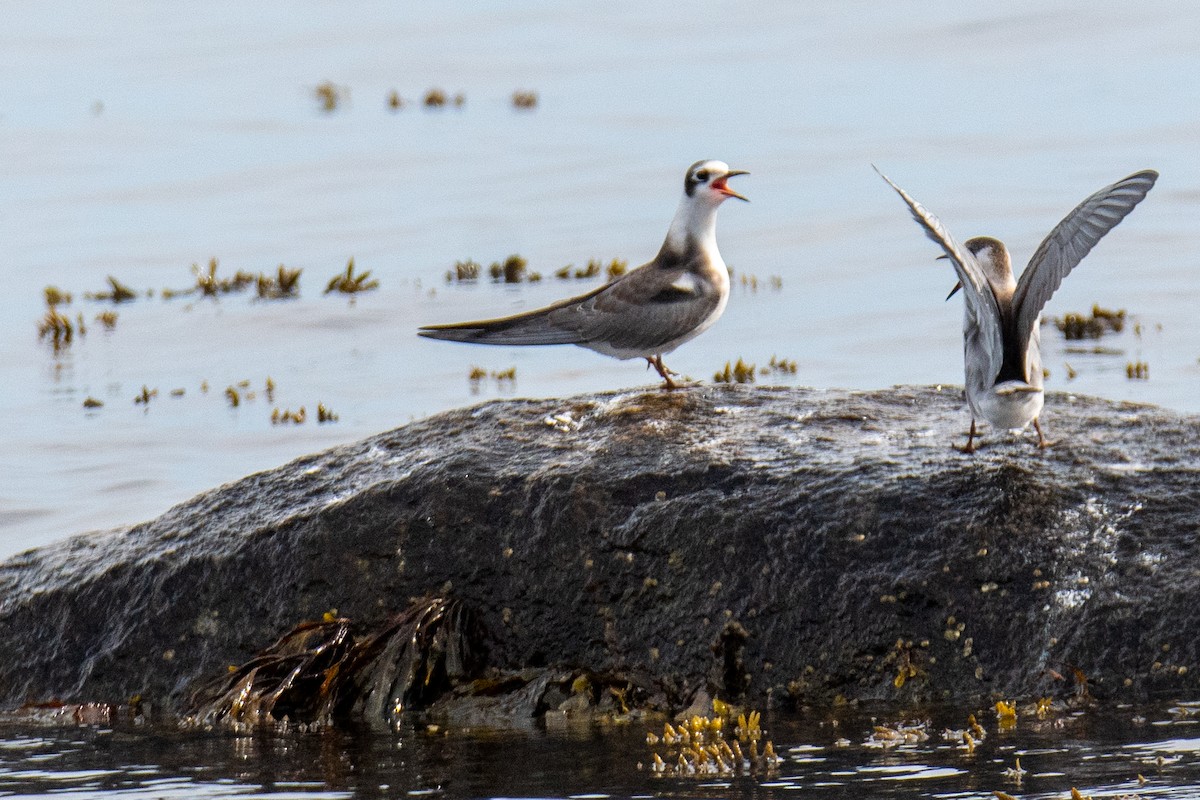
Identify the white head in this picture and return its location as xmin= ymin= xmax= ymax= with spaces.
xmin=683 ymin=160 xmax=749 ymax=205
xmin=664 ymin=160 xmax=748 ymax=255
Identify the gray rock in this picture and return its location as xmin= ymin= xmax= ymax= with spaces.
xmin=2 ymin=385 xmax=1199 ymax=714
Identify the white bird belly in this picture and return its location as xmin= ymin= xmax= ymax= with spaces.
xmin=972 ymin=381 xmax=1044 ymax=431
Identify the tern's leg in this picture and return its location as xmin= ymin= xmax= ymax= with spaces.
xmin=1033 ymin=418 xmax=1057 ymax=449
xmin=647 ymin=355 xmax=679 ymax=389
xmin=955 ymin=419 xmax=979 ymax=454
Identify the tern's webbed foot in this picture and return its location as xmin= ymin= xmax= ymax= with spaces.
xmin=954 ymin=420 xmax=980 ymax=454
xmin=1033 ymin=419 xmax=1057 ymax=449
xmin=647 ymin=355 xmax=683 ymax=390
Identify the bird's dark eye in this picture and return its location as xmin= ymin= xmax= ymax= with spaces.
xmin=694 ymin=170 xmax=709 ymax=182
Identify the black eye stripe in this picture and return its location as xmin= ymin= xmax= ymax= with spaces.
xmin=695 ymin=170 xmax=709 ymax=182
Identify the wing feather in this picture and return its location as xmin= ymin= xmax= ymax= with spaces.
xmin=1012 ymin=170 xmax=1157 ymax=350
xmin=875 ymin=166 xmax=1005 ymax=385
xmin=419 ymin=256 xmax=720 ymax=356
xmin=417 ymin=282 xmax=609 ymax=345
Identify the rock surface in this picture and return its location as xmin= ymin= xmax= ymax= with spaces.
xmin=3 ymin=385 xmax=1199 ymax=715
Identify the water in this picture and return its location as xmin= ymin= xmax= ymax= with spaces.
xmin=2 ymin=704 xmax=1200 ymax=798
xmin=3 ymin=1 xmax=1199 ymax=556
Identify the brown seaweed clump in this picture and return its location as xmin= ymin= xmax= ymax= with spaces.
xmin=314 ymin=81 xmax=346 ymax=112
xmin=489 ymin=254 xmax=528 ymax=283
xmin=642 ymin=703 xmax=781 ymax=778
xmin=511 ymin=90 xmax=538 ymax=109
xmin=85 ymin=276 xmax=137 ymax=303
xmin=194 ymin=259 xmax=256 ymax=296
xmin=257 ymin=265 xmax=302 ymax=299
xmin=184 ymin=597 xmax=484 ymax=729
xmin=37 ymin=308 xmax=74 ymax=350
xmin=1052 ymin=305 xmax=1127 ymax=339
xmin=713 ymin=359 xmax=756 ymax=384
xmin=447 ymin=259 xmax=482 ymax=283
xmin=325 ymin=258 xmax=379 ymax=295
xmin=1127 ymin=360 xmax=1149 ymax=380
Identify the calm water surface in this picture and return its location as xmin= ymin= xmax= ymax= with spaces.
xmin=2 ymin=1 xmax=1199 ymax=555
xmin=2 ymin=704 xmax=1200 ymax=799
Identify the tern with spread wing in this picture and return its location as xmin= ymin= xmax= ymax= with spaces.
xmin=419 ymin=160 xmax=747 ymax=388
xmin=877 ymin=167 xmax=1157 ymax=452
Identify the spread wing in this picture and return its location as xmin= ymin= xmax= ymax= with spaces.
xmin=419 ymin=259 xmax=720 ymax=355
xmin=1012 ymin=169 xmax=1157 ymax=350
xmin=875 ymin=166 xmax=1004 ymax=384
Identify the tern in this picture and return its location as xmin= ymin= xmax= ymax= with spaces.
xmin=876 ymin=167 xmax=1157 ymax=452
xmin=419 ymin=160 xmax=748 ymax=388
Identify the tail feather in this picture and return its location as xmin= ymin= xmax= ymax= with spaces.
xmin=993 ymin=381 xmax=1042 ymax=397
xmin=419 ymin=308 xmax=584 ymax=346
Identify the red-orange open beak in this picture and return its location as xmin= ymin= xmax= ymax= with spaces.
xmin=713 ymin=169 xmax=749 ymax=201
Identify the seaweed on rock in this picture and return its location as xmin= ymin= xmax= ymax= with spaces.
xmin=184 ymin=596 xmax=484 ymax=727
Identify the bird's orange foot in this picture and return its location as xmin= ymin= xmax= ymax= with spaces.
xmin=954 ymin=420 xmax=980 ymax=453
xmin=648 ymin=356 xmax=682 ymax=389
xmin=1033 ymin=419 xmax=1057 ymax=449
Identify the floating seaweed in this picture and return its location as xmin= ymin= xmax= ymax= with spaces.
xmin=325 ymin=258 xmax=379 ymax=295
xmin=489 ymin=254 xmax=527 ymax=283
xmin=271 ymin=406 xmax=306 ymax=425
xmin=714 ymin=358 xmax=756 ymax=384
xmin=37 ymin=307 xmax=74 ymax=350
xmin=314 ymin=81 xmax=346 ymax=112
xmin=386 ymin=90 xmax=404 ymax=110
xmin=642 ymin=701 xmax=780 ymax=778
xmin=95 ymin=310 xmax=118 ymax=330
xmin=726 ymin=269 xmax=783 ymax=293
xmin=184 ymin=596 xmax=484 ymax=728
xmin=511 ymin=90 xmax=538 ymax=109
xmin=85 ymin=276 xmax=137 ymax=303
xmin=1127 ymin=361 xmax=1149 ymax=380
xmin=44 ymin=286 xmax=72 ymax=306
xmin=448 ymin=259 xmax=481 ymax=283
xmin=194 ymin=258 xmax=256 ymax=296
xmin=317 ymin=403 xmax=338 ymax=423
xmin=761 ymin=355 xmax=798 ymax=376
xmin=866 ymin=719 xmax=930 ymax=747
xmin=573 ymin=260 xmax=601 ymax=280
xmin=257 ymin=265 xmax=302 ymax=299
xmin=1052 ymin=304 xmax=1127 ymax=339
xmin=133 ymin=386 xmax=157 ymax=405
xmin=469 ymin=366 xmax=517 ymax=394
xmin=606 ymin=259 xmax=629 ymax=279
xmin=995 ymin=699 xmax=1018 ymax=730
xmin=423 ymin=88 xmax=447 ymax=107
xmin=82 ymin=397 xmax=103 ymax=408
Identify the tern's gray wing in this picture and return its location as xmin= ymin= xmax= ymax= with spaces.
xmin=1011 ymin=169 xmax=1157 ymax=353
xmin=418 ymin=260 xmax=719 ymax=354
xmin=875 ymin=167 xmax=1004 ymax=380
xmin=555 ymin=262 xmax=720 ymax=354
